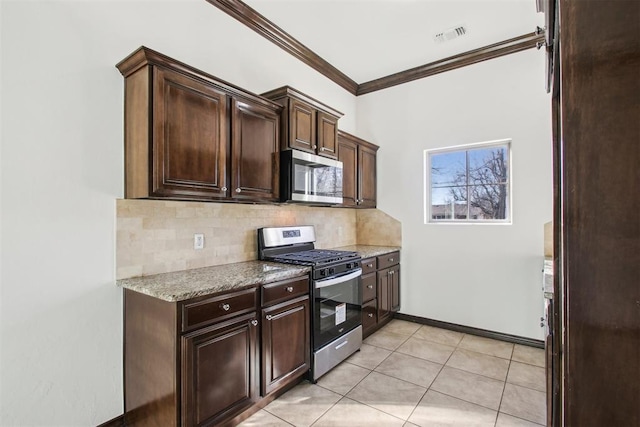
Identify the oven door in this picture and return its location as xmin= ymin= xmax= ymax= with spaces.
xmin=281 ymin=150 xmax=343 ymax=204
xmin=313 ymin=269 xmax=362 ymax=351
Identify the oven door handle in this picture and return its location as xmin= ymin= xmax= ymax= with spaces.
xmin=314 ymin=269 xmax=362 ymax=289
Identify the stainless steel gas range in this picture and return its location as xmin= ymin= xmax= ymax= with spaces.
xmin=258 ymin=225 xmax=362 ymax=381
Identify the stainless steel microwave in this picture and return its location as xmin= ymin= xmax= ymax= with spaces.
xmin=280 ymin=150 xmax=343 ymax=204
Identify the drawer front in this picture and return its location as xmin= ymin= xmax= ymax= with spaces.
xmin=361 ymin=257 xmax=377 ymax=275
xmin=362 ymin=299 xmax=377 ymax=334
xmin=362 ymin=273 xmax=377 ymax=302
xmin=181 ymin=287 xmax=258 ymax=332
xmin=262 ymin=276 xmax=310 ymax=307
xmin=377 ymin=251 xmax=400 ymax=270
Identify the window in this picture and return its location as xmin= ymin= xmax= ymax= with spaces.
xmin=425 ymin=140 xmax=511 ymax=223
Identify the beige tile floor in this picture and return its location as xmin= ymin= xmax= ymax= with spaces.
xmin=240 ymin=319 xmax=546 ymax=427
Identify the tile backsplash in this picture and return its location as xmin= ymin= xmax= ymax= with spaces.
xmin=117 ymin=199 xmax=401 ymax=279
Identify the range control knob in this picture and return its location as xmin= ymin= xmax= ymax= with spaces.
xmin=328 ymin=268 xmax=335 ymax=275
xmin=346 ymin=263 xmax=352 ymax=269
xmin=320 ymin=269 xmax=327 ymax=277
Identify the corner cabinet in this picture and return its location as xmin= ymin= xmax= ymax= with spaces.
xmin=123 ymin=275 xmax=310 ymax=427
xmin=116 ymin=46 xmax=281 ymax=203
xmin=261 ymin=86 xmax=343 ymax=159
xmin=361 ymin=251 xmax=401 ymax=338
xmin=337 ymin=131 xmax=379 ymax=208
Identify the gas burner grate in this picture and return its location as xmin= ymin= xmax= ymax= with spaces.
xmin=268 ymin=249 xmax=359 ymax=266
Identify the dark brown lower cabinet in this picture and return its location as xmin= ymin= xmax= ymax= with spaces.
xmin=182 ymin=313 xmax=259 ymax=426
xmin=261 ymin=295 xmax=310 ymax=395
xmin=361 ymin=251 xmax=401 ymax=339
xmin=124 ymin=274 xmax=310 ymax=427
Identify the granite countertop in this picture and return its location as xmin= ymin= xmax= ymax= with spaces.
xmin=333 ymin=245 xmax=401 ymax=259
xmin=117 ymin=261 xmax=311 ymax=302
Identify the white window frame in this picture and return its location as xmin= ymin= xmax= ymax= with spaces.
xmin=423 ymin=139 xmax=512 ymax=225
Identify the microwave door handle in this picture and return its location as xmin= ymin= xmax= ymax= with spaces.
xmin=315 ymin=269 xmax=362 ymax=289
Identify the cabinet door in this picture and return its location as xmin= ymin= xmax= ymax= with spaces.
xmin=377 ymin=268 xmax=391 ymax=322
xmin=337 ymin=135 xmax=358 ymax=206
xmin=231 ymin=98 xmax=280 ymax=201
xmin=358 ymin=144 xmax=377 ymax=208
xmin=362 ymin=299 xmax=378 ymax=338
xmin=261 ymin=296 xmax=310 ymax=396
xmin=390 ymin=266 xmax=400 ymax=312
xmin=182 ymin=313 xmax=259 ymax=426
xmin=317 ymin=112 xmax=339 ymax=159
xmin=153 ymin=67 xmax=228 ymax=199
xmin=289 ymin=99 xmax=316 ymax=153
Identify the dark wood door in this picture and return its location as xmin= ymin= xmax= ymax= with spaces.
xmin=358 ymin=144 xmax=377 ymax=208
xmin=317 ymin=111 xmax=338 ymax=159
xmin=182 ymin=313 xmax=259 ymax=427
xmin=231 ymin=98 xmax=280 ymax=202
xmin=362 ymin=299 xmax=378 ymax=338
xmin=390 ymin=266 xmax=400 ymax=312
xmin=153 ymin=67 xmax=228 ymax=199
xmin=261 ymin=296 xmax=310 ymax=396
xmin=558 ymin=1 xmax=640 ymax=425
xmin=377 ymin=268 xmax=391 ymax=322
xmin=288 ymin=98 xmax=316 ymax=153
xmin=337 ymin=135 xmax=358 ymax=206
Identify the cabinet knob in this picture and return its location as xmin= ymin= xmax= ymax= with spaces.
xmin=320 ymin=147 xmax=326 ymax=151
xmin=266 ymin=315 xmax=273 ymax=321
xmin=313 ymin=145 xmax=317 ymax=149
xmin=389 ymin=271 xmax=394 ymax=276
xmin=251 ymin=320 xmax=258 ymax=326
xmin=389 ymin=258 xmax=394 ymax=262
xmin=367 ymin=263 xmax=373 ymax=268
xmin=221 ymin=303 xmax=230 ymax=311
xmin=235 ymin=188 xmax=242 ymax=193
xmin=368 ymin=313 xmax=374 ymax=318
xmin=221 ymin=186 xmax=227 ymax=192
xmin=286 ymin=286 xmax=294 ymax=293
xmin=367 ymin=285 xmax=373 ymax=289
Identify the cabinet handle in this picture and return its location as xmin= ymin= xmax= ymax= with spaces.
xmin=220 ymin=303 xmax=230 ymax=311
xmin=367 ymin=263 xmax=373 ymax=268
xmin=367 ymin=285 xmax=373 ymax=289
xmin=266 ymin=315 xmax=273 ymax=321
xmin=368 ymin=313 xmax=374 ymax=318
xmin=235 ymin=188 xmax=241 ymax=193
xmin=251 ymin=320 xmax=258 ymax=326
xmin=221 ymin=186 xmax=227 ymax=192
xmin=286 ymin=286 xmax=294 ymax=293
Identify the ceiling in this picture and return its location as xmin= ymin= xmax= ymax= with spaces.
xmin=243 ymin=0 xmax=544 ymax=84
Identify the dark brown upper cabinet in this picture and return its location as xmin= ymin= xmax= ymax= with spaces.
xmin=116 ymin=47 xmax=282 ymax=203
xmin=261 ymin=86 xmax=343 ymax=159
xmin=337 ymin=130 xmax=379 ymax=208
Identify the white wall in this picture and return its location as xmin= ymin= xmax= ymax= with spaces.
xmin=0 ymin=1 xmax=356 ymax=425
xmin=357 ymin=49 xmax=552 ymax=340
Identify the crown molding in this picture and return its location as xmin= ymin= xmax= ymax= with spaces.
xmin=207 ymin=0 xmax=544 ymax=97
xmin=357 ymin=32 xmax=545 ymax=95
xmin=205 ymin=0 xmax=359 ymax=95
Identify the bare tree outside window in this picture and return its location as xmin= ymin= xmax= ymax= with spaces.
xmin=426 ymin=141 xmax=510 ymax=223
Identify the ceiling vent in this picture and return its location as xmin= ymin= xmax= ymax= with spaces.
xmin=434 ymin=26 xmax=468 ymax=43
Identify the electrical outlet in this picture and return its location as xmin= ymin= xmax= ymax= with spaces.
xmin=194 ymin=233 xmax=204 ymax=250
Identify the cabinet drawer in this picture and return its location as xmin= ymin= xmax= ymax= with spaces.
xmin=362 ymin=299 xmax=377 ymax=333
xmin=377 ymin=251 xmax=400 ymax=270
xmin=262 ymin=276 xmax=310 ymax=307
xmin=362 ymin=273 xmax=376 ymax=302
xmin=181 ymin=287 xmax=258 ymax=332
xmin=361 ymin=257 xmax=377 ymax=275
